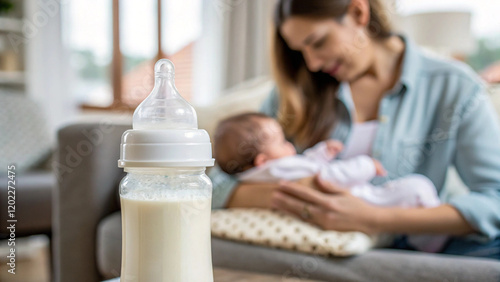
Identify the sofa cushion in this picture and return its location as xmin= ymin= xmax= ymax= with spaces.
xmin=96 ymin=211 xmax=500 ymax=281
xmin=0 ymin=171 xmax=54 ymax=236
xmin=212 ymin=237 xmax=500 ymax=282
xmin=96 ymin=212 xmax=122 ymax=280
xmin=196 ymin=76 xmax=273 ymax=139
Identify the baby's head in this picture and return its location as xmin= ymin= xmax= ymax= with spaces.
xmin=214 ymin=113 xmax=296 ymax=175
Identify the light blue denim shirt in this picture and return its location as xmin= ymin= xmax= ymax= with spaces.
xmin=210 ymin=37 xmax=500 ymax=240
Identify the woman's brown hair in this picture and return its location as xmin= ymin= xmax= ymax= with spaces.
xmin=271 ymin=0 xmax=393 ymax=149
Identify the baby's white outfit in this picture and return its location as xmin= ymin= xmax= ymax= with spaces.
xmin=238 ymin=141 xmax=447 ymax=252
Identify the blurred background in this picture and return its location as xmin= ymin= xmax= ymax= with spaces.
xmin=1 ymin=0 xmax=499 ymax=133
xmin=1 ymin=0 xmax=500 ymax=281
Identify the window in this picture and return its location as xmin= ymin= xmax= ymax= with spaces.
xmin=120 ymin=0 xmax=157 ymax=107
xmin=63 ymin=0 xmax=113 ymax=107
xmin=63 ymin=0 xmax=202 ymax=110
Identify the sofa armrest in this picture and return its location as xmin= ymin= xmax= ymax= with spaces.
xmin=53 ymin=122 xmax=130 ymax=282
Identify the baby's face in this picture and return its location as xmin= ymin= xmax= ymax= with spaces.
xmin=258 ymin=119 xmax=297 ymax=160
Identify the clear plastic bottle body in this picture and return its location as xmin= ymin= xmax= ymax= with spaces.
xmin=119 ymin=167 xmax=213 ymax=282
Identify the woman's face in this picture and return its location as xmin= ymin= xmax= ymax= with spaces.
xmin=280 ymin=15 xmax=374 ymax=82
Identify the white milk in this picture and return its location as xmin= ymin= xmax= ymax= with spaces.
xmin=120 ymin=195 xmax=213 ymax=282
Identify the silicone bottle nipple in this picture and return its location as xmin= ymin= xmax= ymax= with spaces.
xmin=133 ymin=59 xmax=198 ymax=130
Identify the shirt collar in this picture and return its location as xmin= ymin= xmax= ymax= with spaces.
xmin=397 ymin=35 xmax=421 ymax=95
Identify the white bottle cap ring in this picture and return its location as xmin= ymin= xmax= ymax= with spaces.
xmin=118 ymin=129 xmax=214 ymax=167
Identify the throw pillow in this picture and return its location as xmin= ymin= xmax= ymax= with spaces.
xmin=211 ymin=208 xmax=392 ymax=257
xmin=0 ymin=90 xmax=52 ymax=172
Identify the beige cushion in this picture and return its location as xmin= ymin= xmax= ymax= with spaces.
xmin=211 ymin=208 xmax=392 ymax=257
xmin=489 ymin=84 xmax=500 ymax=117
xmin=196 ymin=76 xmax=273 ymax=138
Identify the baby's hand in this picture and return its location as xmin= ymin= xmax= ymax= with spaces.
xmin=372 ymin=159 xmax=387 ymax=176
xmin=304 ymin=139 xmax=344 ymax=162
xmin=325 ymin=140 xmax=343 ymax=158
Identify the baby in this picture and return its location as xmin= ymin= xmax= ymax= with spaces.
xmin=214 ymin=112 xmax=447 ymax=252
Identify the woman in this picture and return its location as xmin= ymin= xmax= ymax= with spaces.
xmin=210 ymin=0 xmax=500 ymax=259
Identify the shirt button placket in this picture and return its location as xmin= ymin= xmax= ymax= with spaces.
xmin=373 ymin=99 xmax=389 ymax=159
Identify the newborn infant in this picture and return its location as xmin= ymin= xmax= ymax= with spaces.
xmin=214 ymin=112 xmax=447 ymax=252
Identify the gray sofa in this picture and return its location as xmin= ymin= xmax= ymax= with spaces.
xmin=53 ymin=79 xmax=500 ymax=281
xmin=53 ymin=124 xmax=500 ymax=282
xmin=0 ymin=167 xmax=54 ymax=237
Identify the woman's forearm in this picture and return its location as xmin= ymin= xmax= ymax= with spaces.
xmin=375 ymin=204 xmax=476 ymax=235
xmin=226 ymin=182 xmax=279 ymax=209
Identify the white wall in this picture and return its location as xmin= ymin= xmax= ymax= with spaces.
xmin=24 ymin=0 xmax=77 ymax=140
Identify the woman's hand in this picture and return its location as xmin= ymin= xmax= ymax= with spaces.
xmin=227 ymin=182 xmax=279 ymax=209
xmin=271 ymin=175 xmax=384 ymax=234
xmin=372 ymin=159 xmax=387 ymax=176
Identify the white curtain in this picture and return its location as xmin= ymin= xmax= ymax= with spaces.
xmin=221 ymin=0 xmax=276 ymax=89
xmin=25 ymin=0 xmax=74 ymax=139
xmin=193 ymin=0 xmax=276 ymax=105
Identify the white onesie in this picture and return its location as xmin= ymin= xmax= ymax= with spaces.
xmin=238 ymin=141 xmax=447 ymax=252
xmin=239 ymin=141 xmax=441 ymax=208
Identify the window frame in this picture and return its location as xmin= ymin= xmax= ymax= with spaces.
xmin=81 ymin=0 xmax=164 ymax=111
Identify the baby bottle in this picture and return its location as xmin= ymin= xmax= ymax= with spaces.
xmin=118 ymin=59 xmax=214 ymax=282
